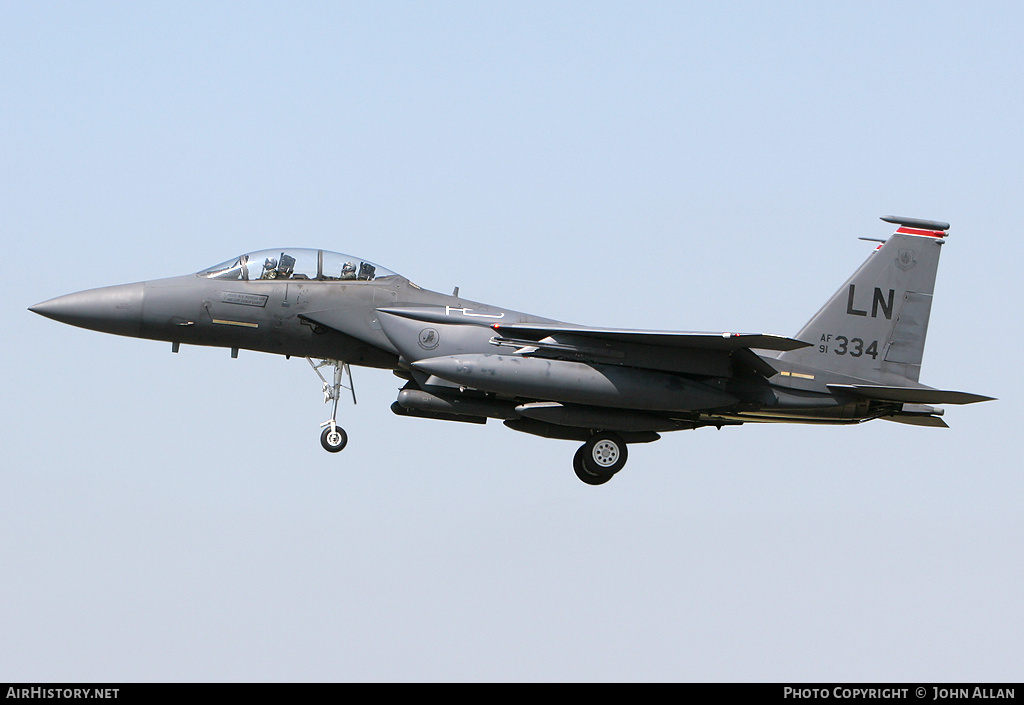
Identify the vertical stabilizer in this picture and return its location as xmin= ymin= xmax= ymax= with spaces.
xmin=778 ymin=216 xmax=949 ymax=384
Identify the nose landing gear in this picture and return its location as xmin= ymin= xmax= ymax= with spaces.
xmin=308 ymin=358 xmax=356 ymax=453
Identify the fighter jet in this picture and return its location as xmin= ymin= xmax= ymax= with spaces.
xmin=30 ymin=216 xmax=993 ymax=484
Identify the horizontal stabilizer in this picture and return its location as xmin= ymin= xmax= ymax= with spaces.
xmin=492 ymin=323 xmax=810 ymax=352
xmin=881 ymin=414 xmax=950 ymax=428
xmin=827 ymin=384 xmax=995 ymax=405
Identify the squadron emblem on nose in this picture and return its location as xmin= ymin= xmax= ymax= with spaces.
xmin=418 ymin=327 xmax=440 ymax=350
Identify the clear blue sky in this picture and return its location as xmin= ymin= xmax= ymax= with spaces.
xmin=2 ymin=2 xmax=1021 ymax=681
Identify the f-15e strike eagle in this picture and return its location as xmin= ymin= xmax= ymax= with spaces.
xmin=31 ymin=216 xmax=992 ymax=484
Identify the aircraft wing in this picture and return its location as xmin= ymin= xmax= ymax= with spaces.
xmin=374 ymin=306 xmax=809 ymax=378
xmin=881 ymin=414 xmax=950 ymax=428
xmin=491 ymin=323 xmax=810 ymax=352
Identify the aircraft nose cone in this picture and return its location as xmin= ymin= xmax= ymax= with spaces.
xmin=30 ymin=282 xmax=145 ymax=338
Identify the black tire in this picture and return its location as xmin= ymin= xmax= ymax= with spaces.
xmin=320 ymin=425 xmax=348 ymax=453
xmin=573 ymin=446 xmax=613 ymax=485
xmin=582 ymin=432 xmax=627 ymax=476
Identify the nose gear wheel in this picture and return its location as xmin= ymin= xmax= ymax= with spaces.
xmin=320 ymin=424 xmax=348 ymax=452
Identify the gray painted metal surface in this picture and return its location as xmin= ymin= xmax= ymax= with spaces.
xmin=29 ymin=218 xmax=993 ymax=484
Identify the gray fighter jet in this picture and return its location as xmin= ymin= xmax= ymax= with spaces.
xmin=31 ymin=216 xmax=993 ymax=484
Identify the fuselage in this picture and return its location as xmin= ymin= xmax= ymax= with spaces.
xmin=30 ymin=249 xmax=882 ymax=429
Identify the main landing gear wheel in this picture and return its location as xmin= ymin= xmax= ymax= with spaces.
xmin=320 ymin=425 xmax=348 ymax=453
xmin=573 ymin=432 xmax=628 ymax=485
xmin=584 ymin=432 xmax=627 ymax=474
xmin=573 ymin=447 xmax=613 ymax=485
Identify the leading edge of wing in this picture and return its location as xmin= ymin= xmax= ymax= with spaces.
xmin=492 ymin=323 xmax=811 ymax=352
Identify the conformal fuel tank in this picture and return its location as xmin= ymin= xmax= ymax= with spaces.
xmin=411 ymin=354 xmax=736 ymax=411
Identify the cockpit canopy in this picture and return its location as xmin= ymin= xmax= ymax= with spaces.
xmin=200 ymin=249 xmax=398 ymax=282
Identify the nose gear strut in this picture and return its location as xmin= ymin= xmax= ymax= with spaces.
xmin=307 ymin=358 xmax=356 ymax=453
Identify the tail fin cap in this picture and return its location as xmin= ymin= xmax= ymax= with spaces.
xmin=881 ymin=215 xmax=950 ymax=233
